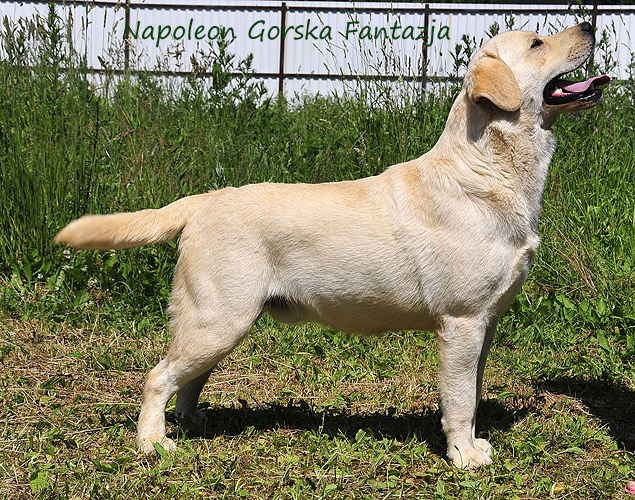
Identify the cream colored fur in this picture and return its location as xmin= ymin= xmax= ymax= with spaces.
xmin=55 ymin=25 xmax=599 ymax=468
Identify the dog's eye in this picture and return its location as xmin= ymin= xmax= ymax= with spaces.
xmin=530 ymin=39 xmax=543 ymax=49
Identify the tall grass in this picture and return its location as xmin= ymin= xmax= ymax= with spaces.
xmin=0 ymin=6 xmax=452 ymax=318
xmin=0 ymin=5 xmax=632 ymax=347
xmin=0 ymin=8 xmax=97 ymax=279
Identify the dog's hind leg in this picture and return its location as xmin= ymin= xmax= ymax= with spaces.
xmin=436 ymin=315 xmax=493 ymax=469
xmin=174 ymin=368 xmax=213 ymax=427
xmin=137 ymin=308 xmax=258 ymax=453
xmin=134 ymin=233 xmax=273 ymax=453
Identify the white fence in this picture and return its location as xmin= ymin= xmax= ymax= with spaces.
xmin=1 ymin=1 xmax=633 ymax=97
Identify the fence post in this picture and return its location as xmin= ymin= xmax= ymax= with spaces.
xmin=278 ymin=2 xmax=287 ymax=94
xmin=421 ymin=3 xmax=430 ymax=93
xmin=587 ymin=1 xmax=598 ymax=76
xmin=124 ymin=0 xmax=130 ymax=71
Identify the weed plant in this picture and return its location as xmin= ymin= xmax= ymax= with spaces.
xmin=0 ymin=6 xmax=633 ymax=499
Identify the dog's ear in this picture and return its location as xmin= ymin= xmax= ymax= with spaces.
xmin=466 ymin=53 xmax=522 ymax=112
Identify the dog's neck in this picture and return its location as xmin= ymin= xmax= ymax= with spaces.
xmin=428 ymin=90 xmax=555 ymax=235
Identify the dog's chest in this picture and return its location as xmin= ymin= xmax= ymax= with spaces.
xmin=491 ymin=234 xmax=540 ymax=315
xmin=410 ymin=225 xmax=540 ymax=318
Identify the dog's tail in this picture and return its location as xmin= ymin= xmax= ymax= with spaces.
xmin=54 ymin=193 xmax=211 ymax=250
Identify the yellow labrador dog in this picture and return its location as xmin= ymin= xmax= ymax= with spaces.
xmin=56 ymin=23 xmax=608 ymax=468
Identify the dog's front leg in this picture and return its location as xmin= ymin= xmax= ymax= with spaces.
xmin=436 ymin=316 xmax=493 ymax=469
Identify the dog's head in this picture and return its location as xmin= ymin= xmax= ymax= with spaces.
xmin=464 ymin=23 xmax=609 ymax=125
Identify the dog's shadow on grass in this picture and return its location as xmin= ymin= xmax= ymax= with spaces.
xmin=163 ymin=377 xmax=634 ymax=456
xmin=536 ymin=377 xmax=635 ymax=450
xmin=168 ymin=397 xmax=530 ymax=458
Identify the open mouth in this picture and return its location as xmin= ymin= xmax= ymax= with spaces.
xmin=543 ymin=74 xmax=610 ymax=106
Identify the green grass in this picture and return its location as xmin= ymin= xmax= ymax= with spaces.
xmin=0 ymin=7 xmax=634 ymax=499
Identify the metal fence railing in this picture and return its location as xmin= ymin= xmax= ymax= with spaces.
xmin=1 ymin=1 xmax=633 ymax=96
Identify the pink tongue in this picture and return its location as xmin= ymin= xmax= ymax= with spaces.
xmin=562 ymin=75 xmax=610 ymax=93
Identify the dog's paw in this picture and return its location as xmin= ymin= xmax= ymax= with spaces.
xmin=474 ymin=438 xmax=493 ymax=456
xmin=137 ymin=435 xmax=177 ymax=455
xmin=448 ymin=440 xmax=494 ymax=469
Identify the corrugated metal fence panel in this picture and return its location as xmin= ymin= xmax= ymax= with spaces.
xmin=596 ymin=11 xmax=635 ymax=77
xmin=0 ymin=1 xmax=125 ymax=70
xmin=79 ymin=4 xmax=126 ymax=70
xmin=1 ymin=1 xmax=633 ymax=97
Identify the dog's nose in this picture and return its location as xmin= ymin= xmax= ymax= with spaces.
xmin=579 ymin=22 xmax=594 ymax=36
